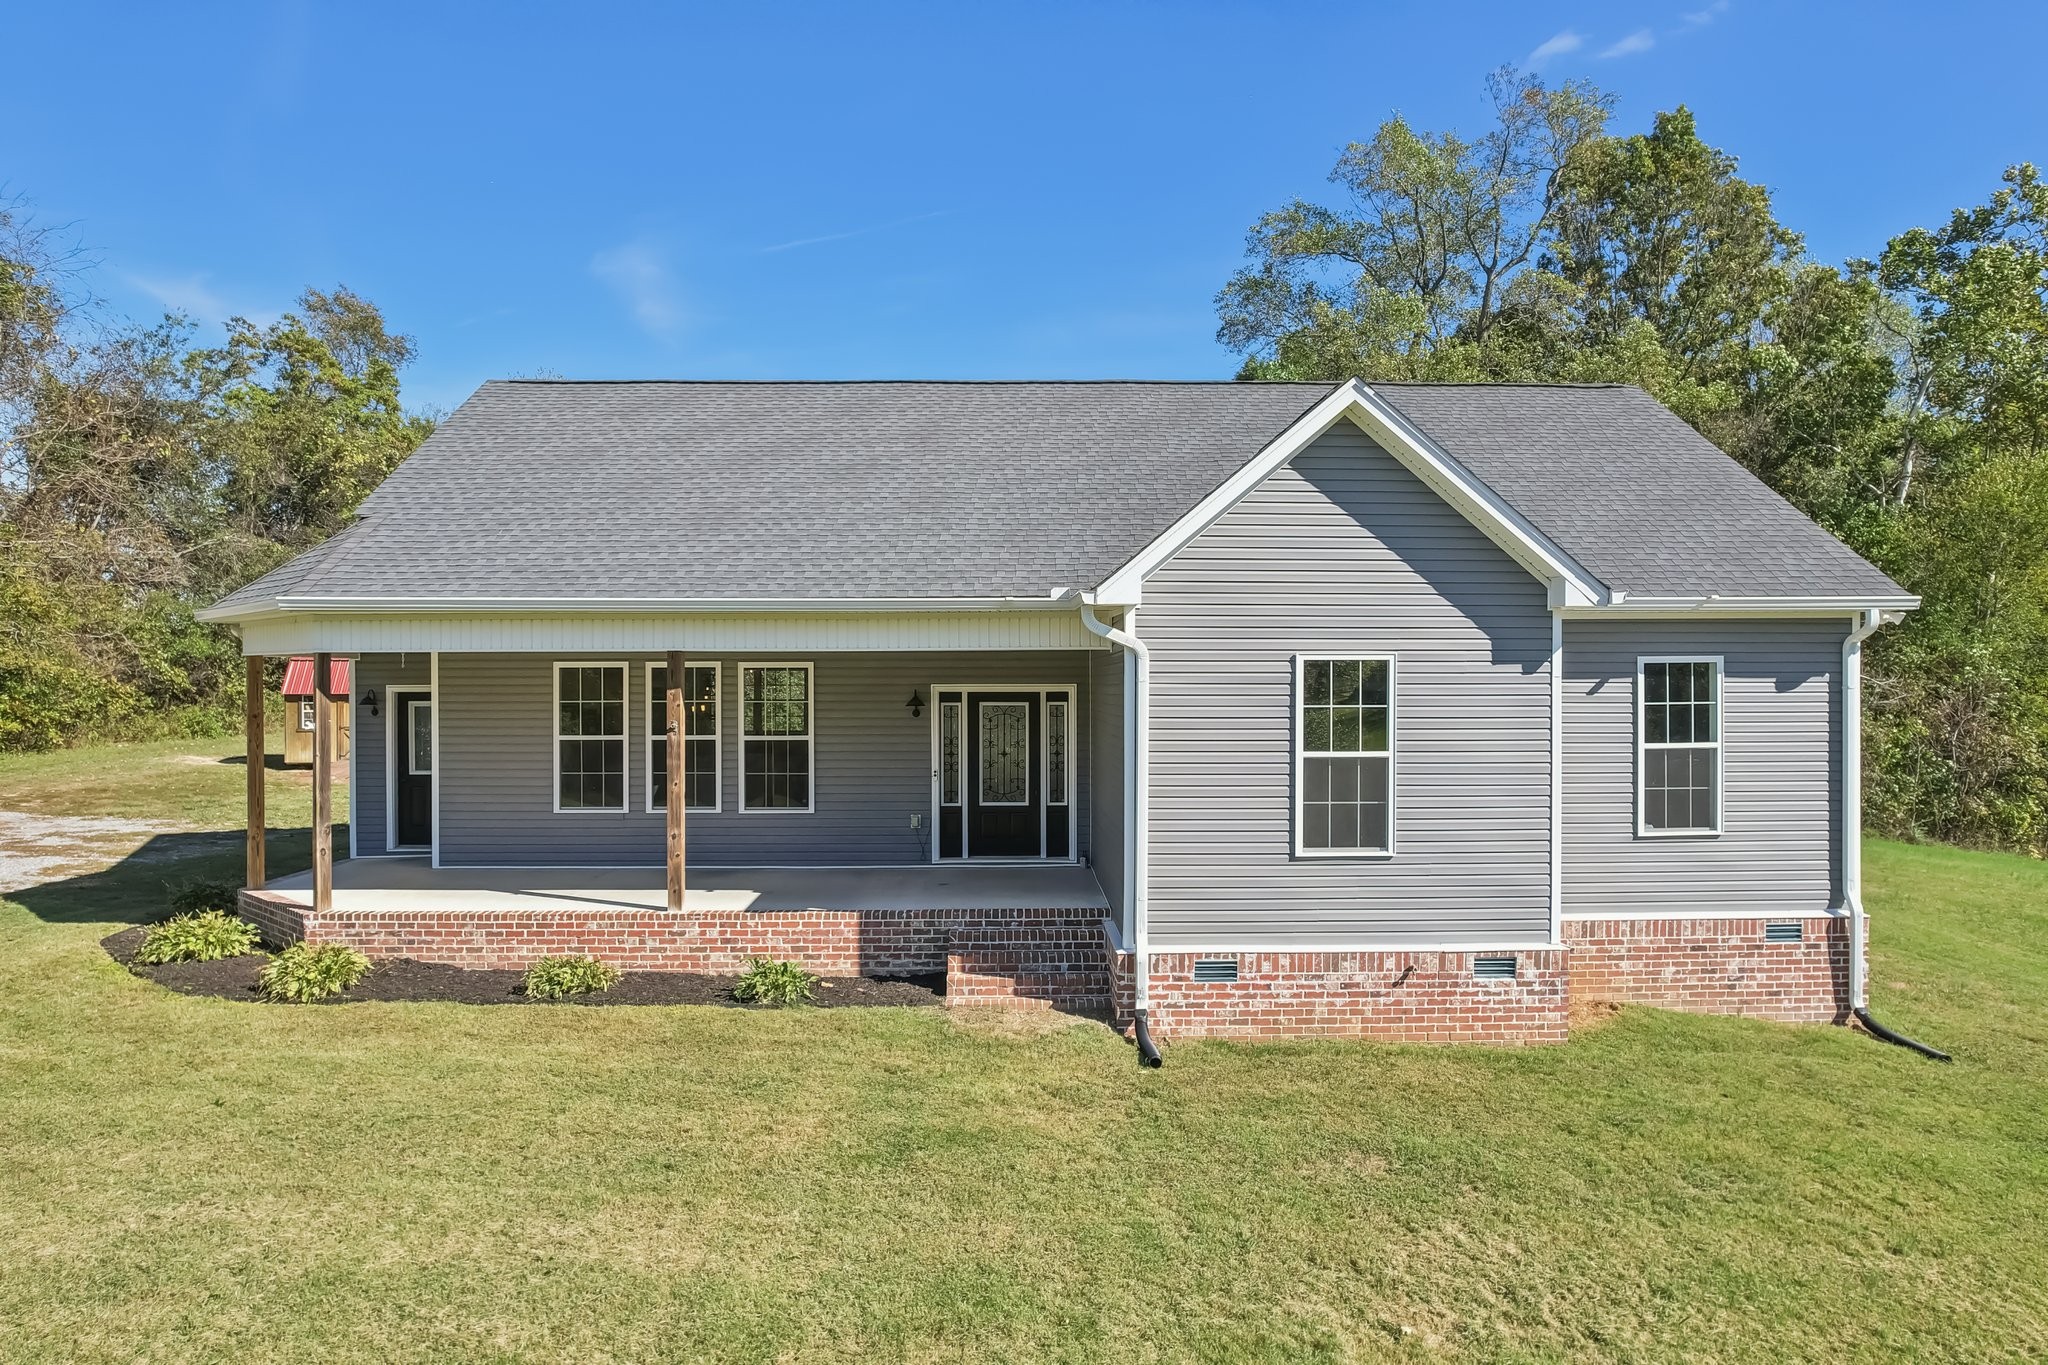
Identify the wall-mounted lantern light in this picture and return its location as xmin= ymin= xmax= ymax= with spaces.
xmin=360 ymin=688 xmax=380 ymax=718
xmin=906 ymin=690 xmax=925 ymax=719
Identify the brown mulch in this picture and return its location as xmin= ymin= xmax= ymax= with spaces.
xmin=101 ymin=926 xmax=946 ymax=1008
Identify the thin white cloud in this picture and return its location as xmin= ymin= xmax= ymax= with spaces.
xmin=1526 ymin=30 xmax=1583 ymax=66
xmin=760 ymin=210 xmax=951 ymax=254
xmin=1599 ymin=28 xmax=1656 ymax=58
xmin=1683 ymin=0 xmax=1730 ymax=26
xmin=590 ymin=239 xmax=684 ymax=336
xmin=125 ymin=271 xmax=231 ymax=321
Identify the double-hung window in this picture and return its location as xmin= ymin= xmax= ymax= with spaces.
xmin=648 ymin=662 xmax=720 ymax=812
xmin=741 ymin=663 xmax=813 ymax=812
xmin=555 ymin=663 xmax=627 ymax=811
xmin=1638 ymin=658 xmax=1722 ymax=835
xmin=1296 ymin=656 xmax=1394 ymax=855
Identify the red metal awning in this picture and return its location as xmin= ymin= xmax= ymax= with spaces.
xmin=280 ymin=656 xmax=351 ymax=698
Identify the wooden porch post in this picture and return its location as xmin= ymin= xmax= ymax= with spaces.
xmin=312 ymin=652 xmax=334 ymax=914
xmin=245 ymin=655 xmax=266 ymax=890
xmin=666 ymin=650 xmax=686 ymax=912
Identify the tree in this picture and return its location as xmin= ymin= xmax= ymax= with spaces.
xmin=0 ymin=202 xmax=434 ymax=751
xmin=1216 ymin=68 xmax=1612 ymax=380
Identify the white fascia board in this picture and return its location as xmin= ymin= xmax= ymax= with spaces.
xmin=198 ymin=592 xmax=1083 ymax=625
xmin=1092 ymin=379 xmax=1605 ymax=607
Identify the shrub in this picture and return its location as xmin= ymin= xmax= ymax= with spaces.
xmin=167 ymin=877 xmax=242 ymax=916
xmin=524 ymin=955 xmax=621 ymax=999
xmin=732 ymin=957 xmax=818 ymax=1006
xmin=259 ymin=943 xmax=372 ymax=1002
xmin=134 ymin=910 xmax=262 ymax=964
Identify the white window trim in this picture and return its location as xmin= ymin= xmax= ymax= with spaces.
xmin=738 ymin=661 xmax=816 ymax=814
xmin=297 ymin=699 xmax=317 ymax=731
xmin=644 ymin=660 xmax=722 ymax=814
xmin=1293 ymin=653 xmax=1397 ymax=859
xmin=551 ymin=659 xmax=629 ymax=814
xmin=1635 ymin=654 xmax=1725 ymax=838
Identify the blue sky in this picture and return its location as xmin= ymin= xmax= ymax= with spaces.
xmin=7 ymin=1 xmax=2042 ymax=412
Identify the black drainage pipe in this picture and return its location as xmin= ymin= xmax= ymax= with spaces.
xmin=1134 ymin=1009 xmax=1163 ymax=1068
xmin=1854 ymin=1006 xmax=1952 ymax=1062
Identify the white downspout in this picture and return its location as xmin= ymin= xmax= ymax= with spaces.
xmin=1080 ymin=601 xmax=1157 ymax=1063
xmin=1842 ymin=609 xmax=1883 ymax=1010
xmin=1839 ymin=607 xmax=1950 ymax=1059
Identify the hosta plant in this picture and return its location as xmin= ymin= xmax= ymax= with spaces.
xmin=134 ymin=911 xmax=262 ymax=965
xmin=732 ymin=957 xmax=819 ymax=1007
xmin=524 ymin=955 xmax=622 ymax=999
xmin=259 ymin=943 xmax=372 ymax=1002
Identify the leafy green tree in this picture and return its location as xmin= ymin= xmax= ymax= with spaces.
xmin=1217 ymin=68 xmax=1612 ymax=380
xmin=1 ymin=203 xmax=433 ymax=752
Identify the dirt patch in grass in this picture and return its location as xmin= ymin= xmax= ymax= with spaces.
xmin=102 ymin=926 xmax=945 ymax=1008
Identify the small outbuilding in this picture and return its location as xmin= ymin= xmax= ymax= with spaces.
xmin=280 ymin=656 xmax=350 ymax=766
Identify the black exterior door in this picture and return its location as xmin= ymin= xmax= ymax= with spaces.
xmin=966 ymin=692 xmax=1041 ymax=857
xmin=396 ymin=696 xmax=433 ymax=847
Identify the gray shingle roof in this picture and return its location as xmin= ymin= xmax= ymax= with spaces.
xmin=210 ymin=378 xmax=1906 ymax=614
xmin=1375 ymin=383 xmax=1907 ymax=600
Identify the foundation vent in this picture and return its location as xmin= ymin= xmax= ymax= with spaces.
xmin=1472 ymin=955 xmax=1518 ymax=980
xmin=1192 ymin=958 xmax=1239 ymax=984
xmin=1765 ymin=921 xmax=1804 ymax=943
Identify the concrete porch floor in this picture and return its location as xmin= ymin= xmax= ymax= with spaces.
xmin=263 ymin=857 xmax=1110 ymax=915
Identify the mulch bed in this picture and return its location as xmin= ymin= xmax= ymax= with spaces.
xmin=101 ymin=926 xmax=946 ymax=1008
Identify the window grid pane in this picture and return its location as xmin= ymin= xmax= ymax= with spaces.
xmin=557 ymin=665 xmax=627 ymax=810
xmin=650 ymin=665 xmax=718 ymax=811
xmin=742 ymin=666 xmax=812 ymax=809
xmin=1298 ymin=658 xmax=1393 ymax=852
xmin=1641 ymin=661 xmax=1720 ymax=832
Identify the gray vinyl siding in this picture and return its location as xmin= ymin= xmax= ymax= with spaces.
xmin=1089 ymin=644 xmax=1126 ymax=932
xmin=1141 ymin=423 xmax=1555 ymax=947
xmin=437 ymin=651 xmax=1091 ymax=867
xmin=1562 ymin=618 xmax=1845 ymax=915
xmin=349 ymin=652 xmax=431 ymax=854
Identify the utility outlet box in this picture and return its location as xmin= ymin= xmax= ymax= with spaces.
xmin=909 ymin=813 xmax=922 ymax=830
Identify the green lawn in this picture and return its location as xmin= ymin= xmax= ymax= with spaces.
xmin=1 ymin=742 xmax=2044 ymax=1361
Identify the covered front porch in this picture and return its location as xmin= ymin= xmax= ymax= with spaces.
xmin=263 ymin=856 xmax=1109 ymax=915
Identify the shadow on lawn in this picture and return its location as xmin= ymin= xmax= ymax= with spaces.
xmin=6 ymin=826 xmax=342 ymax=927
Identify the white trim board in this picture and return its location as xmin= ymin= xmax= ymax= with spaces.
xmin=233 ymin=610 xmax=1107 ymax=656
xmin=1094 ymin=380 xmax=1605 ymax=608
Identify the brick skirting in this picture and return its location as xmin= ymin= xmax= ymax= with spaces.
xmin=239 ymin=891 xmax=1854 ymax=1037
xmin=1562 ymin=915 xmax=1852 ymax=1023
xmin=237 ymin=891 xmax=1108 ymax=1010
xmin=1103 ymin=934 xmax=1570 ymax=1045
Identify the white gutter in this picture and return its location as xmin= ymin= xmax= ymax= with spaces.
xmin=1079 ymin=602 xmax=1154 ymax=1049
xmin=1559 ymin=593 xmax=1922 ymax=618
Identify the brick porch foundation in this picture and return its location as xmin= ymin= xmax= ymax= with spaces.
xmin=1561 ymin=915 xmax=1853 ymax=1023
xmin=238 ymin=890 xmax=1109 ymax=1011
